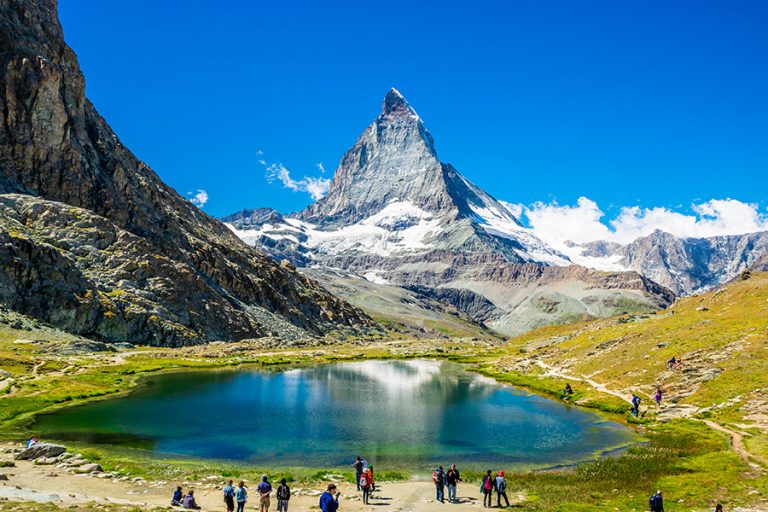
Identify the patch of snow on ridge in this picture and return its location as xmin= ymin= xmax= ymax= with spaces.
xmin=228 ymin=200 xmax=441 ymax=258
xmin=363 ymin=271 xmax=390 ymax=284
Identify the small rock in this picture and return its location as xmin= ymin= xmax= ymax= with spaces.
xmin=0 ymin=474 xmax=8 ymax=481
xmin=74 ymin=463 xmax=102 ymax=473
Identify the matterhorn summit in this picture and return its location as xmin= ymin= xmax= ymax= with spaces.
xmin=225 ymin=89 xmax=674 ymax=336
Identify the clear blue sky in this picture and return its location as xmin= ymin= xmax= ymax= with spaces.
xmin=58 ymin=0 xmax=768 ymax=219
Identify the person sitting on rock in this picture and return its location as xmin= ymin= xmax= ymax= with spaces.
xmin=26 ymin=435 xmax=38 ymax=449
xmin=667 ymin=356 xmax=676 ymax=369
xmin=563 ymin=383 xmax=574 ymax=399
xmin=171 ymin=486 xmax=183 ymax=506
xmin=182 ymin=489 xmax=201 ymax=509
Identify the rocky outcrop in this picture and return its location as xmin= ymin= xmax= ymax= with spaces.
xmin=15 ymin=442 xmax=65 ymax=461
xmin=0 ymin=0 xmax=373 ymax=344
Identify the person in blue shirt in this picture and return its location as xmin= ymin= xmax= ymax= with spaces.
xmin=257 ymin=475 xmax=273 ymax=512
xmin=320 ymin=483 xmax=340 ymax=512
xmin=171 ymin=485 xmax=183 ymax=506
xmin=235 ymin=481 xmax=248 ymax=512
xmin=223 ymin=479 xmax=236 ymax=512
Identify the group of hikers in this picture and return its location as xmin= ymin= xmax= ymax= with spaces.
xmin=172 ymin=475 xmax=290 ymax=512
xmin=351 ymin=456 xmax=376 ymax=504
xmin=430 ymin=464 xmax=462 ymax=503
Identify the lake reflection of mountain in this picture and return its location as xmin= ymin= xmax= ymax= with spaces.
xmin=32 ymin=360 xmax=634 ymax=470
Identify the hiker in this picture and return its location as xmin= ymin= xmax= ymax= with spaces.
xmin=715 ymin=504 xmax=723 ymax=512
xmin=171 ymin=485 xmax=183 ymax=506
xmin=181 ymin=490 xmax=201 ymax=510
xmin=352 ymin=456 xmax=364 ymax=491
xmin=446 ymin=465 xmax=460 ymax=503
xmin=320 ymin=483 xmax=340 ymax=512
xmin=495 ymin=471 xmax=510 ymax=508
xmin=649 ymin=490 xmax=664 ymax=512
xmin=235 ymin=480 xmax=248 ymax=512
xmin=360 ymin=467 xmax=372 ymax=504
xmin=257 ymin=474 xmax=273 ymax=512
xmin=667 ymin=356 xmax=676 ymax=369
xmin=368 ymin=464 xmax=376 ymax=491
xmin=432 ymin=465 xmax=445 ymax=503
xmin=631 ymin=393 xmax=641 ymax=417
xmin=276 ymin=478 xmax=291 ymax=512
xmin=26 ymin=435 xmax=38 ymax=449
xmin=481 ymin=470 xmax=494 ymax=508
xmin=563 ymin=383 xmax=574 ymax=399
xmin=673 ymin=358 xmax=683 ymax=370
xmin=224 ymin=479 xmax=236 ymax=512
xmin=655 ymin=387 xmax=663 ymax=406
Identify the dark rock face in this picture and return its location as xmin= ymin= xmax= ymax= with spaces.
xmin=15 ymin=442 xmax=66 ymax=460
xmin=0 ymin=0 xmax=372 ymax=344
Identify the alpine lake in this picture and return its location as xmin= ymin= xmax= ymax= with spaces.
xmin=32 ymin=360 xmax=635 ymax=472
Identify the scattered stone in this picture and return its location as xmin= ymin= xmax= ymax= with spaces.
xmin=696 ymin=306 xmax=710 ymax=312
xmin=33 ymin=456 xmax=58 ymax=465
xmin=15 ymin=443 xmax=66 ymax=461
xmin=0 ymin=474 xmax=8 ymax=480
xmin=656 ymin=342 xmax=670 ymax=348
xmin=74 ymin=463 xmax=102 ymax=473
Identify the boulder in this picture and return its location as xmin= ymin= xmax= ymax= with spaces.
xmin=15 ymin=443 xmax=66 ymax=461
xmin=74 ymin=463 xmax=102 ymax=474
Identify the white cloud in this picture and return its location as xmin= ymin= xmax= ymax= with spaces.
xmin=521 ymin=197 xmax=768 ymax=247
xmin=188 ymin=189 xmax=208 ymax=208
xmin=265 ymin=162 xmax=330 ymax=201
xmin=316 ymin=163 xmax=325 ymax=174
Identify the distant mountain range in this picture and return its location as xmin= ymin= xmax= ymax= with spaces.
xmin=0 ymin=0 xmax=373 ymax=345
xmin=225 ymin=89 xmax=686 ymax=336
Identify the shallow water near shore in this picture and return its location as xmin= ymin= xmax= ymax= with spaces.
xmin=32 ymin=360 xmax=634 ymax=470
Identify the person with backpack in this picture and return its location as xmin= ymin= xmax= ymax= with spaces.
xmin=276 ymin=478 xmax=291 ymax=512
xmin=319 ymin=484 xmax=340 ymax=512
xmin=235 ymin=480 xmax=248 ymax=512
xmin=495 ymin=471 xmax=510 ymax=508
xmin=223 ymin=479 xmax=236 ymax=512
xmin=649 ymin=490 xmax=664 ymax=512
xmin=481 ymin=470 xmax=494 ymax=508
xmin=445 ymin=465 xmax=460 ymax=503
xmin=368 ymin=465 xmax=376 ymax=492
xmin=631 ymin=393 xmax=641 ymax=417
xmin=352 ymin=456 xmax=364 ymax=491
xmin=432 ymin=465 xmax=446 ymax=503
xmin=655 ymin=387 xmax=663 ymax=406
xmin=360 ymin=468 xmax=372 ymax=504
xmin=257 ymin=474 xmax=273 ymax=512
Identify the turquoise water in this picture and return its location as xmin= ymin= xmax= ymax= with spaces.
xmin=32 ymin=360 xmax=633 ymax=470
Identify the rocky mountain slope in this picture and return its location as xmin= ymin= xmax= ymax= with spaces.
xmin=565 ymin=230 xmax=768 ymax=295
xmin=0 ymin=0 xmax=373 ymax=345
xmin=227 ymin=89 xmax=674 ymax=336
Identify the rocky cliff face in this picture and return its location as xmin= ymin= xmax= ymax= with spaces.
xmin=227 ymin=90 xmax=674 ymax=336
xmin=0 ymin=0 xmax=373 ymax=344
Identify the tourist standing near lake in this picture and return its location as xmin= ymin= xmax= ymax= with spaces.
xmin=276 ymin=478 xmax=290 ymax=512
xmin=495 ymin=471 xmax=510 ymax=508
xmin=481 ymin=470 xmax=494 ymax=507
xmin=360 ymin=468 xmax=372 ymax=504
xmin=223 ymin=479 xmax=236 ymax=512
xmin=631 ymin=393 xmax=641 ymax=416
xmin=235 ymin=481 xmax=247 ymax=512
xmin=446 ymin=465 xmax=460 ymax=503
xmin=649 ymin=490 xmax=664 ymax=512
xmin=258 ymin=474 xmax=273 ymax=512
xmin=320 ymin=484 xmax=340 ymax=512
xmin=352 ymin=456 xmax=364 ymax=490
xmin=433 ymin=465 xmax=446 ymax=503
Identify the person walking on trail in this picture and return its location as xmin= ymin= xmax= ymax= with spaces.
xmin=171 ymin=485 xmax=183 ymax=506
xmin=495 ymin=471 xmax=510 ymax=508
xmin=368 ymin=465 xmax=376 ymax=492
xmin=481 ymin=470 xmax=494 ymax=508
xmin=655 ymin=387 xmax=663 ymax=406
xmin=257 ymin=474 xmax=273 ymax=512
xmin=446 ymin=465 xmax=460 ymax=503
xmin=276 ymin=478 xmax=290 ymax=512
xmin=649 ymin=490 xmax=664 ymax=512
xmin=352 ymin=456 xmax=364 ymax=491
xmin=320 ymin=484 xmax=340 ymax=512
xmin=433 ymin=465 xmax=446 ymax=503
xmin=360 ymin=468 xmax=372 ymax=504
xmin=223 ymin=479 xmax=236 ymax=512
xmin=631 ymin=393 xmax=641 ymax=417
xmin=235 ymin=480 xmax=248 ymax=512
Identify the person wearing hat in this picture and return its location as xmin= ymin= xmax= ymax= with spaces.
xmin=649 ymin=490 xmax=664 ymax=512
xmin=432 ymin=465 xmax=446 ymax=503
xmin=495 ymin=470 xmax=510 ymax=508
xmin=320 ymin=484 xmax=340 ymax=512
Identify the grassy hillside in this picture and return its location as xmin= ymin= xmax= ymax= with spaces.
xmin=489 ymin=271 xmax=768 ymax=463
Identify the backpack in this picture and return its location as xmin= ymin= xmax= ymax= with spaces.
xmin=649 ymin=494 xmax=660 ymax=510
xmin=483 ymin=476 xmax=493 ymax=491
xmin=433 ymin=471 xmax=444 ymax=485
xmin=277 ymin=485 xmax=290 ymax=500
